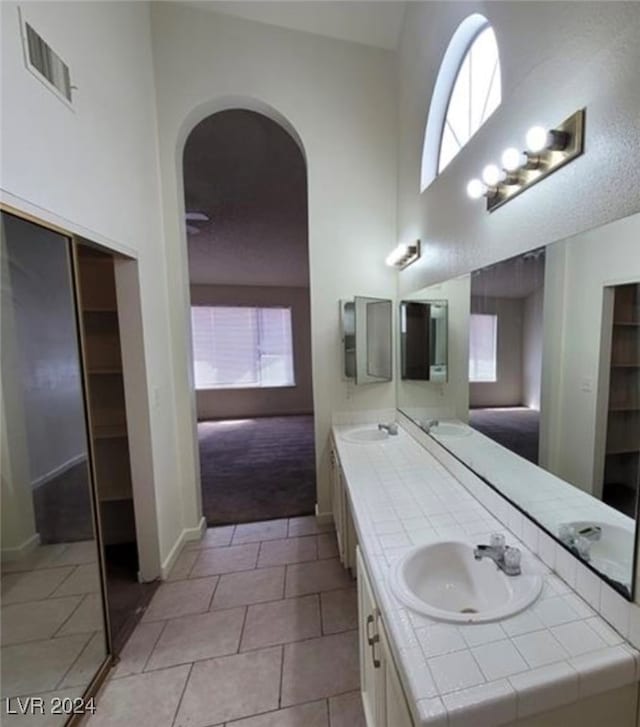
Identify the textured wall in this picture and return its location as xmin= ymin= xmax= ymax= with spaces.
xmin=397 ymin=1 xmax=640 ymax=296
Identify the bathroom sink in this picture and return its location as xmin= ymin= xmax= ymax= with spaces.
xmin=342 ymin=428 xmax=389 ymax=444
xmin=390 ymin=541 xmax=542 ymax=623
xmin=428 ymin=422 xmax=472 ymax=438
xmin=560 ymin=521 xmax=633 ymax=586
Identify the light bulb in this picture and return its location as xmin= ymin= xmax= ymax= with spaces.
xmin=525 ymin=126 xmax=549 ymax=153
xmin=501 ymin=147 xmax=524 ymax=172
xmin=482 ymin=164 xmax=501 ymax=187
xmin=466 ymin=179 xmax=485 ymax=200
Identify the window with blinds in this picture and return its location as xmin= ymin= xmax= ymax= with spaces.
xmin=469 ymin=313 xmax=498 ymax=382
xmin=191 ymin=306 xmax=295 ymax=390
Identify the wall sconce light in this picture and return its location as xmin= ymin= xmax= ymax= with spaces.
xmin=386 ymin=240 xmax=421 ymax=269
xmin=466 ymin=108 xmax=585 ymax=212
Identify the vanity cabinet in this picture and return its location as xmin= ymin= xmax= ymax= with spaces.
xmin=330 ymin=441 xmax=357 ymax=573
xmin=357 ymin=547 xmax=414 ymax=727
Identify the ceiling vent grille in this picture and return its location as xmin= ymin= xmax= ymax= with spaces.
xmin=23 ymin=20 xmax=72 ymax=103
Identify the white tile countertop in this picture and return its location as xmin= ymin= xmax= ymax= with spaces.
xmin=332 ymin=424 xmax=640 ymax=727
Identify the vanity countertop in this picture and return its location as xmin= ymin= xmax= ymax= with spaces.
xmin=332 ymin=423 xmax=640 ymax=726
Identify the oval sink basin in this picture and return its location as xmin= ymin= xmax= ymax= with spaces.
xmin=560 ymin=521 xmax=633 ymax=587
xmin=342 ymin=428 xmax=389 ymax=444
xmin=390 ymin=541 xmax=542 ymax=623
xmin=428 ymin=422 xmax=472 ymax=438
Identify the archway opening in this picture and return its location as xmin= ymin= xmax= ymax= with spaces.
xmin=183 ymin=109 xmax=316 ymax=526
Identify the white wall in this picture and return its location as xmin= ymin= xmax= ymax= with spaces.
xmin=523 ymin=286 xmax=543 ymax=410
xmin=397 ymin=2 xmax=640 ymax=298
xmin=540 ymin=212 xmax=640 ymax=495
xmin=0 ymin=1 xmax=191 ymax=573
xmin=190 ymin=284 xmax=314 ymax=420
xmin=397 ymin=276 xmax=470 ymax=423
xmin=150 ymin=3 xmax=397 ymax=516
xmin=469 ymin=296 xmax=523 ymax=408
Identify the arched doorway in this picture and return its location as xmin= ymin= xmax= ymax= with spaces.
xmin=182 ymin=109 xmax=316 ymax=526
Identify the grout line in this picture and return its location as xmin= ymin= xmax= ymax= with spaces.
xmin=169 ymin=661 xmax=194 ymax=727
xmin=141 ymin=619 xmax=170 ymax=673
xmin=51 ymin=593 xmax=88 ymax=638
xmin=54 ymin=630 xmax=96 ymax=690
xmin=318 ymin=591 xmax=325 ymax=636
xmin=277 ymin=643 xmax=285 ymax=709
xmin=237 ymin=605 xmax=249 ymax=654
xmin=205 ymin=575 xmax=221 ymax=612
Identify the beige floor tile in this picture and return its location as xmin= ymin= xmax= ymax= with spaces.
xmin=185 ymin=525 xmax=235 ymax=550
xmin=241 ymin=595 xmax=321 ymax=651
xmin=112 ymin=621 xmax=165 ymax=678
xmin=285 ymin=559 xmax=352 ymax=597
xmin=167 ymin=549 xmax=198 ymax=581
xmin=2 ymin=596 xmax=82 ymax=645
xmin=59 ymin=631 xmax=107 ymax=688
xmin=146 ymin=606 xmax=245 ymax=670
xmin=174 ymin=646 xmax=281 ymax=727
xmin=211 ymin=566 xmax=285 ymax=610
xmin=317 ymin=533 xmax=339 ymax=560
xmin=1 ymin=567 xmax=74 ymax=604
xmin=329 ymin=690 xmax=366 ymax=727
xmin=56 ymin=594 xmax=103 ymax=637
xmin=288 ymin=517 xmax=333 ymax=537
xmin=1 ymin=634 xmax=90 ymax=697
xmin=86 ymin=664 xmax=190 ymax=727
xmin=52 ymin=564 xmax=101 ymax=597
xmin=281 ymin=631 xmax=359 ymax=706
xmin=52 ymin=541 xmax=99 ymax=567
xmin=1 ymin=687 xmax=84 ymax=727
xmin=257 ymin=537 xmax=317 ymax=568
xmin=191 ymin=543 xmax=259 ymax=577
xmin=142 ymin=576 xmax=218 ymax=622
xmin=227 ymin=699 xmax=329 ymax=727
xmin=1 ymin=545 xmax=69 ymax=574
xmin=320 ymin=588 xmax=358 ymax=634
xmin=232 ymin=519 xmax=288 ymax=545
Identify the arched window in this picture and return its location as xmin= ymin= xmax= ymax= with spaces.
xmin=421 ymin=15 xmax=501 ymax=190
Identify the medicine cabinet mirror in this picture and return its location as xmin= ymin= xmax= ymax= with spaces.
xmin=397 ymin=211 xmax=640 ymax=599
xmin=341 ymin=296 xmax=392 ymax=384
xmin=400 ymin=300 xmax=448 ymax=382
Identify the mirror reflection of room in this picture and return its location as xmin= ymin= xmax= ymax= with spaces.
xmin=1 ymin=213 xmax=107 ymax=722
xmin=468 ymin=248 xmax=545 ymax=464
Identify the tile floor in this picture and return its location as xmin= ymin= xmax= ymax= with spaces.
xmin=1 ymin=540 xmax=107 ymax=716
xmin=87 ymin=516 xmax=366 ymax=727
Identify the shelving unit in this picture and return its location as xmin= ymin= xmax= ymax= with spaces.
xmin=75 ymin=246 xmax=134 ymax=538
xmin=602 ymin=283 xmax=640 ymax=516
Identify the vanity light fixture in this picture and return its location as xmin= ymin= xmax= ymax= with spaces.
xmin=466 ymin=108 xmax=586 ymax=212
xmin=386 ymin=240 xmax=421 ymax=269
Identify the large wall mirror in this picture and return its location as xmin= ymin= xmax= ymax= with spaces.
xmin=397 ymin=212 xmax=640 ymax=599
xmin=1 ymin=213 xmax=109 ymax=722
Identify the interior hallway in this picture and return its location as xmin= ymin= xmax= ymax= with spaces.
xmin=85 ymin=516 xmax=363 ymax=727
xmin=198 ymin=416 xmax=316 ymax=525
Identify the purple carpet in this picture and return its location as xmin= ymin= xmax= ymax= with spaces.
xmin=198 ymin=415 xmax=317 ymax=525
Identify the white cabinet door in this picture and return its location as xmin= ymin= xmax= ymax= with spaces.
xmin=380 ymin=623 xmax=414 ymax=727
xmin=357 ymin=548 xmax=384 ymax=727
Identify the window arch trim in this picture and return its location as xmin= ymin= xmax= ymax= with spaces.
xmin=420 ymin=13 xmax=497 ymax=192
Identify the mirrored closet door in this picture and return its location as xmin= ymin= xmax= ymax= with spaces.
xmin=1 ymin=212 xmax=110 ymax=724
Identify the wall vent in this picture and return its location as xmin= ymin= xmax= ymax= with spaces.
xmin=21 ymin=16 xmax=72 ymax=104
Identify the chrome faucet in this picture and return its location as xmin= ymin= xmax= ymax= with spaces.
xmin=474 ymin=534 xmax=522 ymax=576
xmin=423 ymin=419 xmax=439 ymax=433
xmin=558 ymin=524 xmax=601 ymax=562
xmin=378 ymin=422 xmax=398 ymax=436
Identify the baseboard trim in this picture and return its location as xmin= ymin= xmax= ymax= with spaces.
xmin=32 ymin=453 xmax=87 ymax=490
xmin=1 ymin=532 xmax=41 ymax=562
xmin=315 ymin=505 xmax=334 ymax=526
xmin=160 ymin=517 xmax=207 ymax=580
